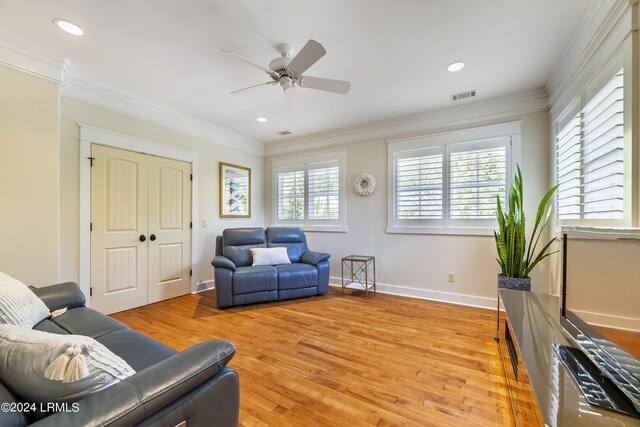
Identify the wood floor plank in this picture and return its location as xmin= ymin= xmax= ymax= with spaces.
xmin=112 ymin=287 xmax=519 ymax=426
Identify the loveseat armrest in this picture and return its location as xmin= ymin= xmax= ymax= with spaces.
xmin=301 ymin=251 xmax=331 ymax=266
xmin=32 ymin=340 xmax=237 ymax=427
xmin=211 ymin=255 xmax=236 ymax=271
xmin=30 ymin=282 xmax=86 ymax=311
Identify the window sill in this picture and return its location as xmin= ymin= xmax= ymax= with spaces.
xmin=273 ymin=224 xmax=348 ymax=233
xmin=386 ymin=226 xmax=495 ymax=236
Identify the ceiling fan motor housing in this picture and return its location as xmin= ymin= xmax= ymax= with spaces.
xmin=269 ymin=57 xmax=293 ymax=76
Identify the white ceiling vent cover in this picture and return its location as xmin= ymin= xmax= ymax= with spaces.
xmin=451 ymin=90 xmax=477 ymax=101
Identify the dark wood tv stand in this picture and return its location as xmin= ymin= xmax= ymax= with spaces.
xmin=497 ymin=289 xmax=640 ymax=426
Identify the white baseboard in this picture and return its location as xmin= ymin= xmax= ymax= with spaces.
xmin=329 ymin=277 xmax=496 ymax=310
xmin=571 ymin=309 xmax=640 ymax=333
xmin=193 ymin=280 xmax=215 ymax=294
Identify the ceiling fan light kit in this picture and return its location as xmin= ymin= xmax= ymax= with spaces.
xmin=226 ymin=39 xmax=351 ymax=109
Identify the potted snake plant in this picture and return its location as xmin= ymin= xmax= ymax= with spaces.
xmin=494 ymin=166 xmax=558 ymax=291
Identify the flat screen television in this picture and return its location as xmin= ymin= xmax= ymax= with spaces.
xmin=558 ymin=226 xmax=640 ymax=419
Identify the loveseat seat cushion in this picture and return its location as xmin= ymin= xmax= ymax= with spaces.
xmin=266 ymin=227 xmax=308 ymax=263
xmin=33 ymin=318 xmax=70 ymax=335
xmin=96 ymin=330 xmax=177 ymax=372
xmin=276 ymin=263 xmax=318 ymax=290
xmin=232 ymin=266 xmax=277 ymax=295
xmin=50 ymin=307 xmax=129 ymax=339
xmin=0 ymin=380 xmax=27 ymax=427
xmin=222 ymin=228 xmax=267 ymax=267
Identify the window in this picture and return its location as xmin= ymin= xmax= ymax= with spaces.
xmin=273 ymin=151 xmax=347 ymax=232
xmin=555 ymin=69 xmax=625 ymax=225
xmin=388 ymin=122 xmax=519 ymax=235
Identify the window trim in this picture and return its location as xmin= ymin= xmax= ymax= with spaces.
xmin=387 ymin=121 xmax=522 ymax=236
xmin=272 ymin=150 xmax=348 ymax=233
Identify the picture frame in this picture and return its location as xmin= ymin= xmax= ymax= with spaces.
xmin=219 ymin=162 xmax=251 ymax=218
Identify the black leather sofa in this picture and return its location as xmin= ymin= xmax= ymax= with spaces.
xmin=0 ymin=282 xmax=239 ymax=427
xmin=211 ymin=227 xmax=330 ymax=308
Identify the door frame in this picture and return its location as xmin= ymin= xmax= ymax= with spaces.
xmin=79 ymin=125 xmax=199 ymax=307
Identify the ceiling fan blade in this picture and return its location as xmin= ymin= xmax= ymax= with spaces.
xmin=287 ymin=40 xmax=326 ymax=76
xmin=230 ymin=81 xmax=276 ymax=95
xmin=299 ymin=76 xmax=351 ymax=94
xmin=222 ymin=50 xmax=279 ymax=78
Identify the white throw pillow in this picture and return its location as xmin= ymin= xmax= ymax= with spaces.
xmin=250 ymin=247 xmax=291 ymax=266
xmin=0 ymin=324 xmax=135 ymax=403
xmin=0 ymin=272 xmax=50 ymax=328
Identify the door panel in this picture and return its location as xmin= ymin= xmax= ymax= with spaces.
xmin=147 ymin=157 xmax=192 ymax=303
xmin=91 ymin=145 xmax=148 ymax=314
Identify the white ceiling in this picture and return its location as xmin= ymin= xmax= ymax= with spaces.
xmin=0 ymin=0 xmax=598 ymax=144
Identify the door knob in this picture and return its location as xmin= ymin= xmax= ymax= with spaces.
xmin=150 ymin=234 xmax=156 ymax=241
xmin=139 ymin=235 xmax=146 ymax=242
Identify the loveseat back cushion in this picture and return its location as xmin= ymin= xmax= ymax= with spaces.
xmin=222 ymin=228 xmax=267 ymax=267
xmin=266 ymin=227 xmax=308 ymax=263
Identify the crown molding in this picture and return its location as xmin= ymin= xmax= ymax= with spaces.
xmin=265 ymin=89 xmax=548 ymax=157
xmin=547 ymin=0 xmax=630 ymax=120
xmin=0 ymin=36 xmax=69 ymax=85
xmin=62 ymin=76 xmax=265 ymax=156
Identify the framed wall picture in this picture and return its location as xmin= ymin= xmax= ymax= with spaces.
xmin=219 ymin=162 xmax=251 ymax=218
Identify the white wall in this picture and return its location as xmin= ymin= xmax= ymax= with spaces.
xmin=0 ymin=65 xmax=60 ymax=286
xmin=59 ymin=97 xmax=264 ymax=291
xmin=265 ymin=110 xmax=552 ymax=308
xmin=563 ymin=238 xmax=640 ymax=331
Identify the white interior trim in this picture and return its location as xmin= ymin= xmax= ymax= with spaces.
xmin=548 ymin=0 xmax=631 ymax=122
xmin=79 ymin=125 xmax=200 ymax=305
xmin=328 ymin=278 xmax=496 ymax=310
xmin=265 ymin=89 xmax=546 ymax=156
xmin=0 ymin=37 xmax=69 ymax=85
xmin=571 ymin=309 xmax=640 ymax=332
xmin=64 ymin=76 xmax=265 ymax=155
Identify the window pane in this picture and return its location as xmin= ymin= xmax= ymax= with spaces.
xmin=396 ymin=154 xmax=443 ymax=219
xmin=308 ymin=166 xmax=340 ymax=220
xmin=556 ymin=115 xmax=582 ymax=220
xmin=277 ymin=170 xmax=305 ymax=220
xmin=581 ymin=69 xmax=624 ymax=220
xmin=449 ymin=147 xmax=506 ymax=219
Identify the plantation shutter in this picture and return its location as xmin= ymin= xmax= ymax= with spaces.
xmin=555 ymin=115 xmax=582 ymax=219
xmin=581 ymin=69 xmax=624 ymax=219
xmin=394 ymin=147 xmax=444 ymax=224
xmin=449 ymin=144 xmax=507 ymax=219
xmin=276 ymin=169 xmax=305 ymax=220
xmin=308 ymin=164 xmax=340 ymax=220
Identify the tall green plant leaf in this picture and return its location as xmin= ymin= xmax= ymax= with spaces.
xmin=495 ymin=165 xmax=558 ymax=279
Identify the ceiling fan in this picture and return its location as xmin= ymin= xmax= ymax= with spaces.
xmin=224 ymin=39 xmax=351 ymax=110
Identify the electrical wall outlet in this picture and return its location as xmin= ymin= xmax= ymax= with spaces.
xmin=202 ymin=220 xmax=207 ymax=228
xmin=447 ymin=272 xmax=455 ymax=282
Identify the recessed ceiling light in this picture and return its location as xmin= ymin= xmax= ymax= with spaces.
xmin=53 ymin=18 xmax=84 ymax=36
xmin=446 ymin=61 xmax=465 ymax=72
xmin=256 ymin=117 xmax=268 ymax=123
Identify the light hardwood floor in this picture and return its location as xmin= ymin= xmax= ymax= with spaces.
xmin=113 ymin=288 xmax=515 ymax=426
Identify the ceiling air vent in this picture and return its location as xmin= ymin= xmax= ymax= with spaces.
xmin=278 ymin=130 xmax=292 ymax=136
xmin=451 ymin=90 xmax=477 ymax=101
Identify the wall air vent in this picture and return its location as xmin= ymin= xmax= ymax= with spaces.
xmin=278 ymin=130 xmax=292 ymax=136
xmin=451 ymin=90 xmax=477 ymax=101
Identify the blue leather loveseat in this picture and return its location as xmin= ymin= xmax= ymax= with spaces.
xmin=211 ymin=227 xmax=330 ymax=308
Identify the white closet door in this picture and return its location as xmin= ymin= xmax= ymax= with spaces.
xmin=147 ymin=155 xmax=192 ymax=303
xmin=91 ymin=145 xmax=149 ymax=314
